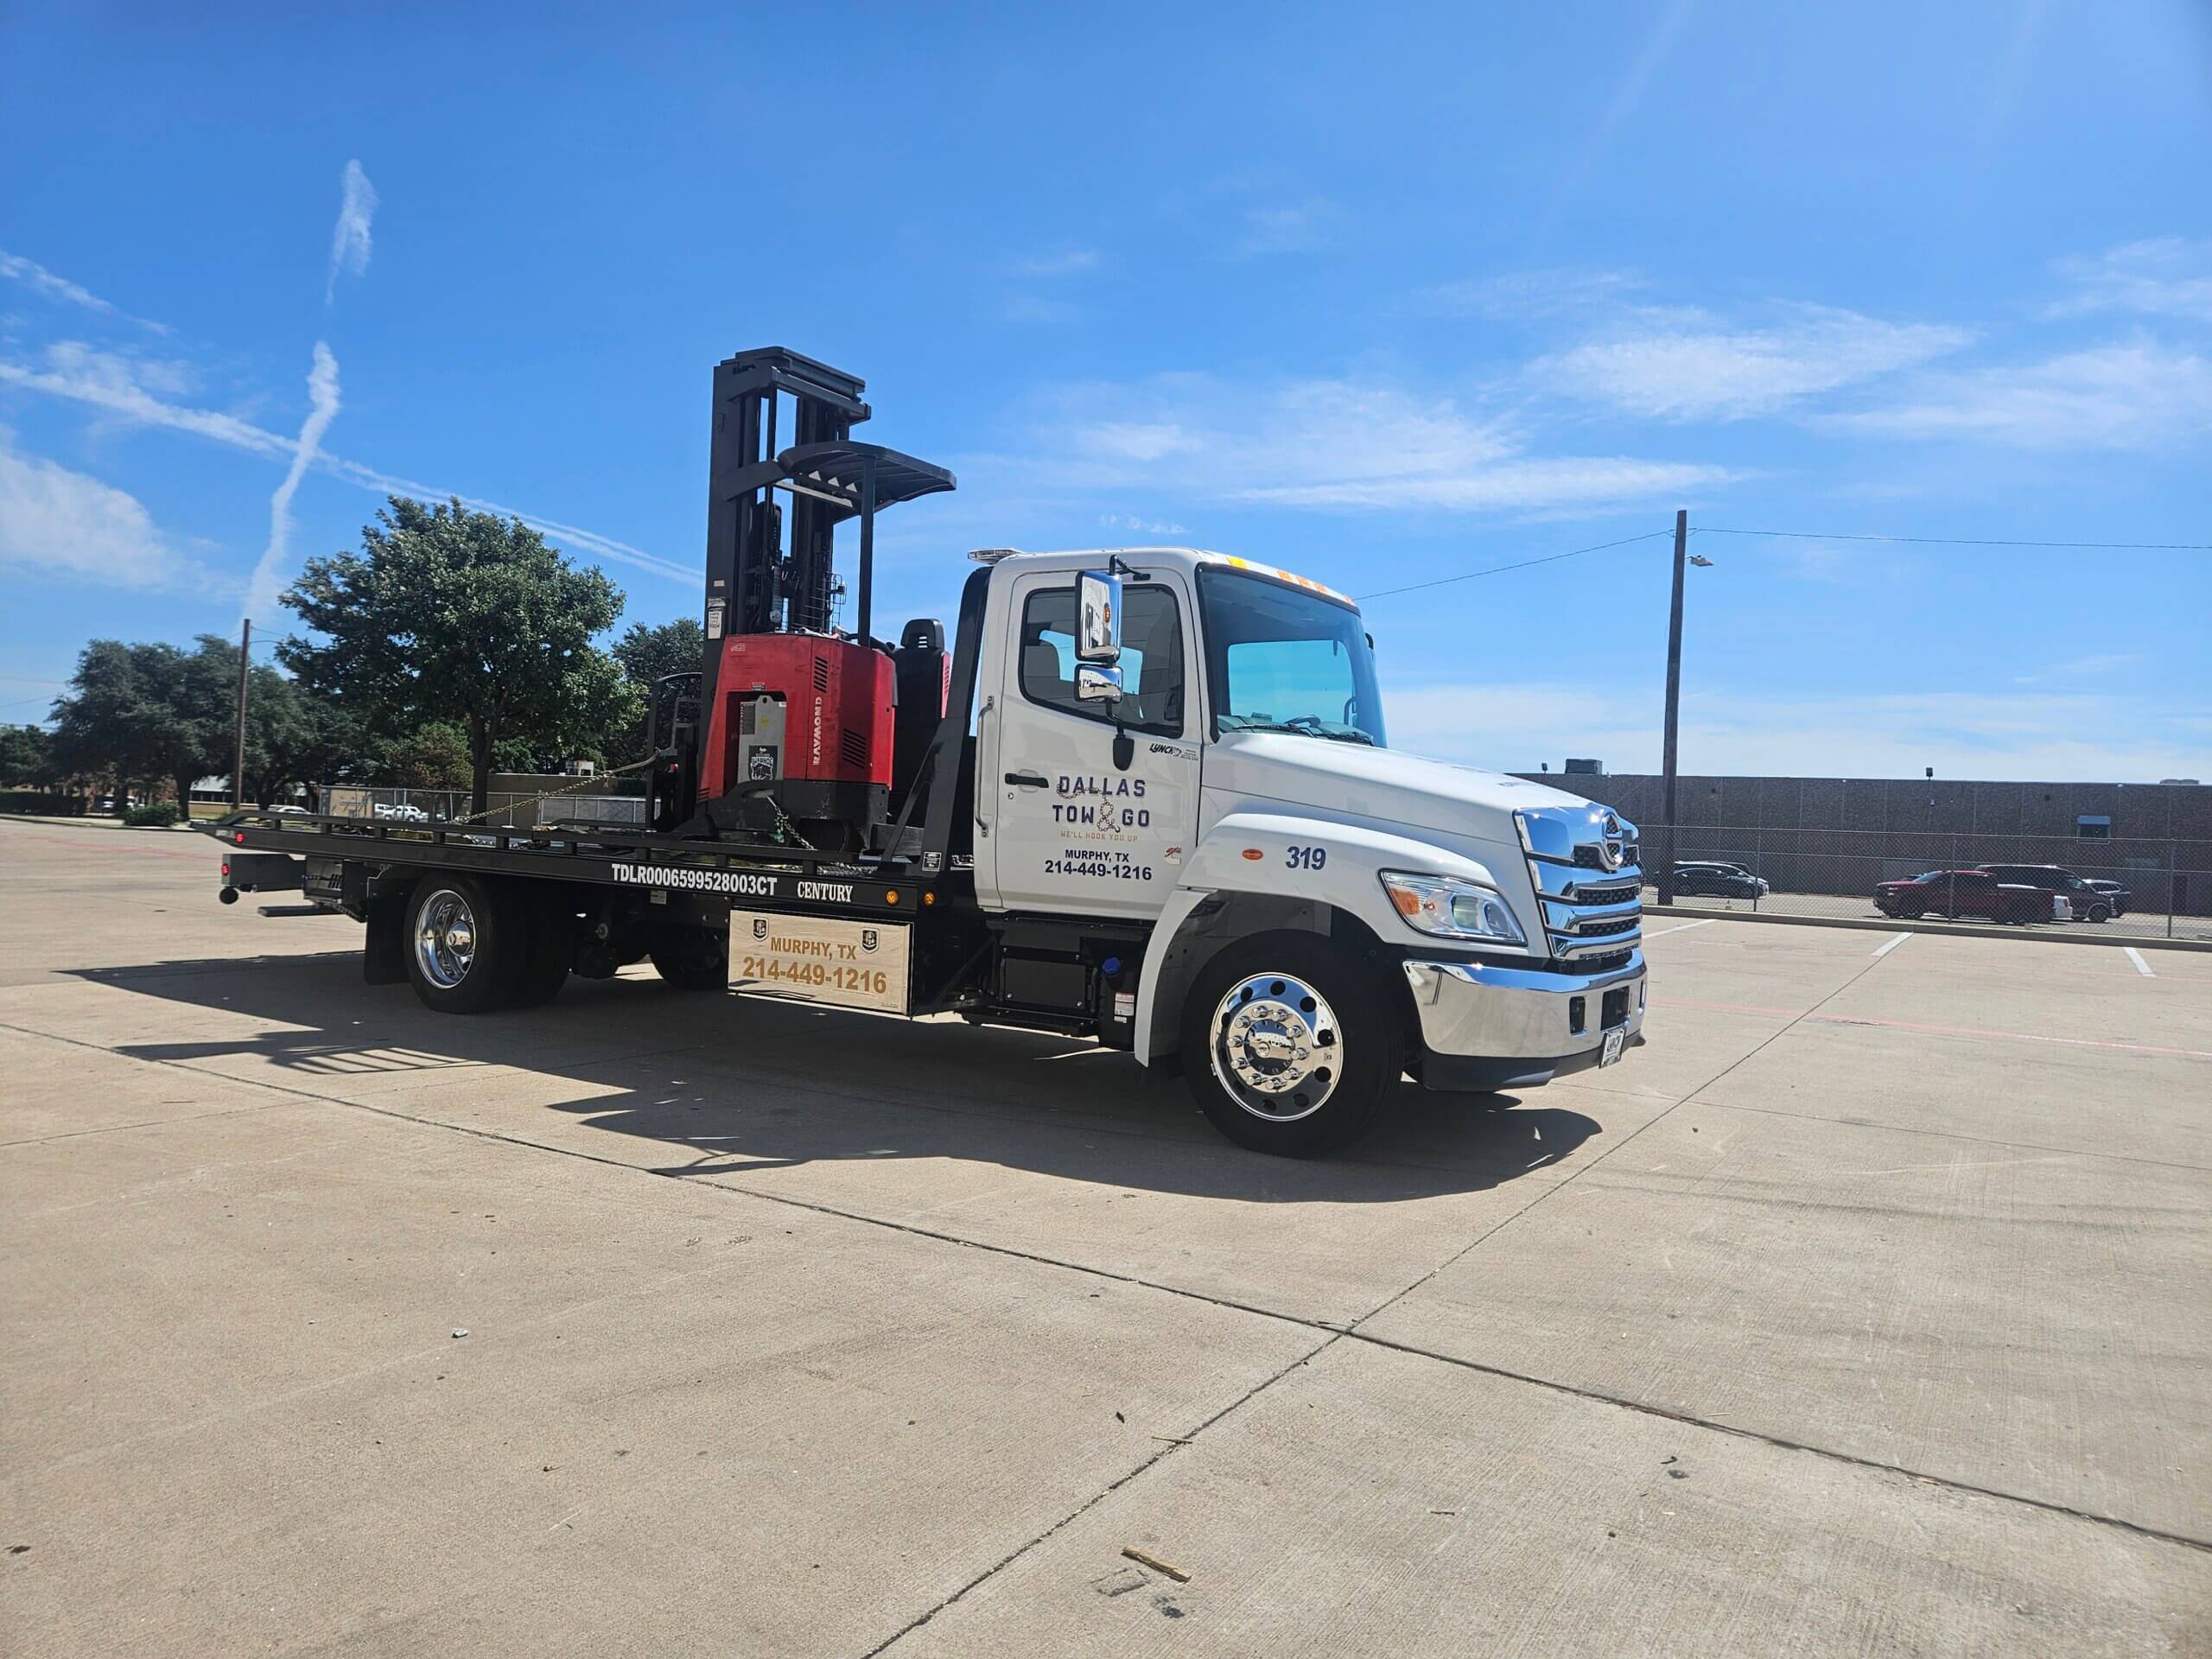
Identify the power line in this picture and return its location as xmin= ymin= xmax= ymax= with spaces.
xmin=1355 ymin=530 xmax=1672 ymax=601
xmin=1695 ymin=526 xmax=2212 ymax=551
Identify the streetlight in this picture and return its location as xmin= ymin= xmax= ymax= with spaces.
xmin=1656 ymin=513 xmax=1715 ymax=906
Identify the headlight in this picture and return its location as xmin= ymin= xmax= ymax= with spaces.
xmin=1378 ymin=871 xmax=1527 ymax=946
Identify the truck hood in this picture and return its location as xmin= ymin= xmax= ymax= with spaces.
xmin=1205 ymin=731 xmax=1605 ymax=842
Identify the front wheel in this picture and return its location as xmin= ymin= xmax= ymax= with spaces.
xmin=2086 ymin=903 xmax=2111 ymax=924
xmin=1180 ymin=932 xmax=1402 ymax=1157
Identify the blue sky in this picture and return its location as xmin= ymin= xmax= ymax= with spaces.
xmin=3 ymin=2 xmax=2208 ymax=781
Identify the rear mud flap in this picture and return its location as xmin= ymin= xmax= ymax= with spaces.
xmin=364 ymin=893 xmax=409 ymax=986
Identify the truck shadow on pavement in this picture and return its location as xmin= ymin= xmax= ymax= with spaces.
xmin=73 ymin=951 xmax=1603 ymax=1204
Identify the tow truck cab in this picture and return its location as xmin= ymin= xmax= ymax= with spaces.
xmin=964 ymin=546 xmax=1647 ymax=1135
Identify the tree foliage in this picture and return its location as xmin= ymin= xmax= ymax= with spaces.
xmin=372 ymin=721 xmax=474 ymax=790
xmin=280 ymin=497 xmax=635 ymax=812
xmin=607 ymin=615 xmax=702 ymax=758
xmin=44 ymin=636 xmax=345 ymax=809
xmin=48 ymin=640 xmax=205 ymax=805
xmin=0 ymin=723 xmax=54 ymax=785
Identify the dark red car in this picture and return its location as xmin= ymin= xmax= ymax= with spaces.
xmin=1873 ymin=868 xmax=2063 ymax=924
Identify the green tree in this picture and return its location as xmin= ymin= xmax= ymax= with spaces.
xmin=373 ymin=721 xmax=474 ymax=790
xmin=279 ymin=497 xmax=636 ymax=814
xmin=48 ymin=640 xmax=207 ymax=807
xmin=607 ymin=615 xmax=702 ymax=760
xmin=0 ymin=723 xmax=53 ymax=785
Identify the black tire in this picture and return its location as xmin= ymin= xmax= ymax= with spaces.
xmin=650 ymin=926 xmax=729 ymax=992
xmin=2086 ymin=903 xmax=2111 ymax=924
xmin=404 ymin=874 xmax=516 ymax=1014
xmin=506 ymin=889 xmax=574 ymax=1007
xmin=1180 ymin=931 xmax=1401 ymax=1157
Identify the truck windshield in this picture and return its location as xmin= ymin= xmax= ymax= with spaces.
xmin=1198 ymin=566 xmax=1385 ymax=747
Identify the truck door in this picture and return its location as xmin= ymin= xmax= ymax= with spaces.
xmin=979 ymin=567 xmax=1200 ymax=919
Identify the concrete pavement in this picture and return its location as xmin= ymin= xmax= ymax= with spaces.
xmin=2 ymin=817 xmax=2206 ymax=1656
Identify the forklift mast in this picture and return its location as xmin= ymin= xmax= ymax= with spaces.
xmin=655 ymin=348 xmax=954 ymax=844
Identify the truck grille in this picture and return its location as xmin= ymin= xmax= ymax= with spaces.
xmin=1516 ymin=804 xmax=1644 ymax=963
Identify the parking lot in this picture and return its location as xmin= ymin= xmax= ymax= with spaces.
xmin=2 ymin=817 xmax=2207 ymax=1656
xmin=1648 ymin=885 xmax=2212 ymax=945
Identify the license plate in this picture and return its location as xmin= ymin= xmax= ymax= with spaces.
xmin=1599 ymin=1027 xmax=1627 ymax=1066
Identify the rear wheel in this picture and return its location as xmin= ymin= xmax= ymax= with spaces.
xmin=651 ymin=925 xmax=729 ymax=991
xmin=1180 ymin=931 xmax=1400 ymax=1157
xmin=404 ymin=875 xmax=515 ymax=1014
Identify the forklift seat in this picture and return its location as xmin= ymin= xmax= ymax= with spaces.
xmin=891 ymin=618 xmax=949 ymax=811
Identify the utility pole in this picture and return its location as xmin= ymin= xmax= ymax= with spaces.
xmin=1657 ymin=509 xmax=1687 ymax=906
xmin=232 ymin=617 xmax=251 ymax=811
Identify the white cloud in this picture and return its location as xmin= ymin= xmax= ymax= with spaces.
xmin=325 ymin=160 xmax=378 ymax=305
xmin=1033 ymin=372 xmax=1735 ymax=512
xmin=1833 ymin=341 xmax=2212 ymax=450
xmin=2012 ymin=652 xmax=2147 ymax=685
xmin=1235 ymin=201 xmax=1332 ymax=256
xmin=1405 ymin=269 xmax=1643 ymax=320
xmin=1383 ymin=680 xmax=2210 ymax=783
xmin=1012 ymin=248 xmax=1099 ymax=277
xmin=1537 ymin=304 xmax=1973 ymax=421
xmin=0 ymin=340 xmax=692 ymax=583
xmin=0 ymin=251 xmax=114 ymax=316
xmin=0 ymin=342 xmax=290 ymax=460
xmin=0 ymin=251 xmax=169 ymax=334
xmin=245 ymin=342 xmax=342 ymax=620
xmin=2050 ymin=238 xmax=2212 ymax=323
xmin=0 ymin=433 xmax=236 ymax=597
xmin=1098 ymin=512 xmax=1187 ymax=536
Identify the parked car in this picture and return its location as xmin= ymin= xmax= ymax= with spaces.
xmin=2082 ymin=877 xmax=2131 ymax=919
xmin=1671 ymin=860 xmax=1769 ymax=899
xmin=1874 ymin=869 xmax=2068 ymax=925
xmin=1974 ymin=862 xmax=2108 ymax=923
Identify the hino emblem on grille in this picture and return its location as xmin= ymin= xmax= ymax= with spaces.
xmin=1597 ymin=811 xmax=1626 ymax=872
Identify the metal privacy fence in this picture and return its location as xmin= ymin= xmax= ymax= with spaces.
xmin=1643 ymin=824 xmax=2212 ymax=942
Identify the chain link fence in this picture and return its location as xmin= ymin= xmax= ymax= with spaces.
xmin=313 ymin=785 xmax=646 ymax=830
xmin=1643 ymin=823 xmax=2211 ymax=942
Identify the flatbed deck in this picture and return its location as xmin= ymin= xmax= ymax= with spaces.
xmin=204 ymin=809 xmax=936 ymax=919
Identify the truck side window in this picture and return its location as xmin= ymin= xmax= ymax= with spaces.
xmin=1018 ymin=584 xmax=1184 ymax=736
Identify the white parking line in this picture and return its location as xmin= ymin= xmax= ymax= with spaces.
xmin=2124 ymin=947 xmax=2156 ymax=978
xmin=1872 ymin=932 xmax=1913 ymax=958
xmin=1643 ymin=918 xmax=1717 ymax=939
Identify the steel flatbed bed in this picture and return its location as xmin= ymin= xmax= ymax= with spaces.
xmin=204 ymin=808 xmax=938 ymax=920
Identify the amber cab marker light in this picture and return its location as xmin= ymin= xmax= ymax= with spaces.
xmin=1241 ymin=848 xmax=1264 ymax=861
xmin=885 ymin=890 xmax=899 ymax=905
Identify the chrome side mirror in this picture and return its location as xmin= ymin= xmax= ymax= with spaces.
xmin=1076 ymin=569 xmax=1122 ymax=663
xmin=1074 ymin=661 xmax=1124 ymax=703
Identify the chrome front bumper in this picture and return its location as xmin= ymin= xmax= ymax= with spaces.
xmin=1401 ymin=949 xmax=1647 ymax=1093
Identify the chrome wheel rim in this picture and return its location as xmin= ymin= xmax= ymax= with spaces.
xmin=1209 ymin=972 xmax=1340 ymax=1122
xmin=414 ymin=888 xmax=479 ymax=989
